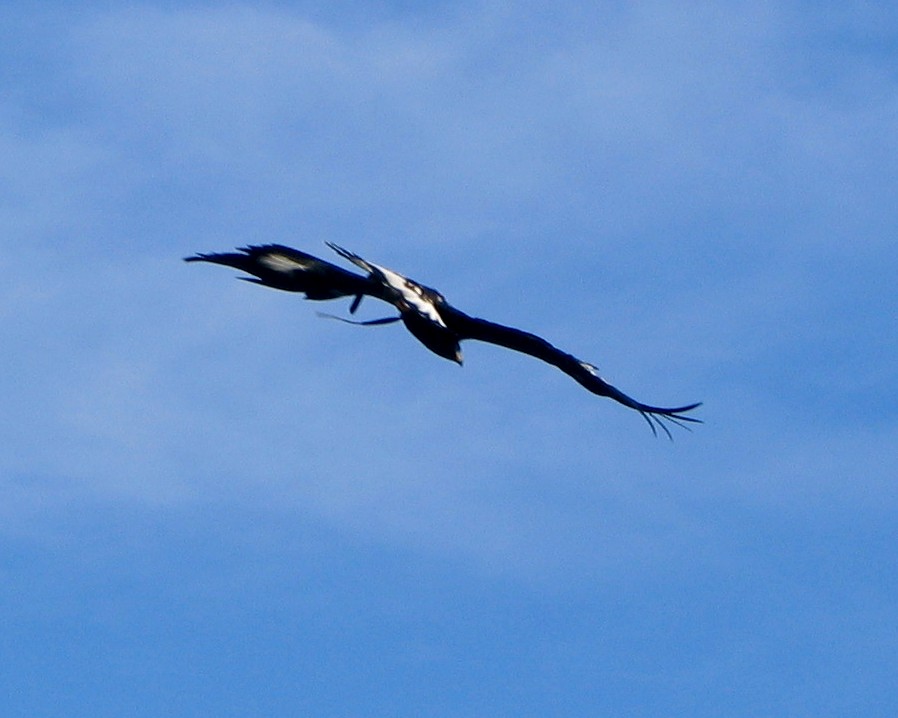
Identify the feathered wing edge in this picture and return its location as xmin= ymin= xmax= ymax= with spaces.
xmin=183 ymin=244 xmax=382 ymax=305
xmin=325 ymin=242 xmax=376 ymax=275
xmin=184 ymin=244 xmax=321 ymax=273
xmin=586 ymin=380 xmax=702 ymax=439
xmin=442 ymin=309 xmax=702 ymax=438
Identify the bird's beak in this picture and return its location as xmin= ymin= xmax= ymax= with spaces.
xmin=455 ymin=350 xmax=464 ymax=366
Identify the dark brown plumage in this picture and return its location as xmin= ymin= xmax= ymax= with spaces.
xmin=185 ymin=243 xmax=701 ymax=436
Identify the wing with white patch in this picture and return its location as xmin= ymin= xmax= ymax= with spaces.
xmin=326 ymin=243 xmax=447 ymax=326
xmin=257 ymin=251 xmax=315 ymax=273
xmin=371 ymin=265 xmax=447 ymax=327
xmin=185 ymin=244 xmax=377 ymax=300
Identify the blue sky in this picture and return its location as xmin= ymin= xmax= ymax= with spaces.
xmin=2 ymin=1 xmax=897 ymax=715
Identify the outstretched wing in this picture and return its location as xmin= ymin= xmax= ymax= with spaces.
xmin=184 ymin=244 xmax=382 ymax=306
xmin=441 ymin=306 xmax=701 ymax=437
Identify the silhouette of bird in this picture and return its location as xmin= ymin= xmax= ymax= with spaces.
xmin=185 ymin=243 xmax=701 ymax=436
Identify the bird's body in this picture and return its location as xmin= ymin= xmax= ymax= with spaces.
xmin=324 ymin=243 xmax=464 ymax=365
xmin=185 ymin=243 xmax=701 ymax=436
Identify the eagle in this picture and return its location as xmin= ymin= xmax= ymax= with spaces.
xmin=185 ymin=243 xmax=701 ymax=436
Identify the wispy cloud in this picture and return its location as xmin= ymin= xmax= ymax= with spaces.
xmin=3 ymin=4 xmax=897 ymax=714
xmin=2 ymin=0 xmax=896 ymax=576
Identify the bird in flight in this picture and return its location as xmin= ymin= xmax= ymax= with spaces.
xmin=185 ymin=243 xmax=701 ymax=436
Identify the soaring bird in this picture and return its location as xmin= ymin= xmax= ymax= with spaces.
xmin=185 ymin=243 xmax=701 ymax=436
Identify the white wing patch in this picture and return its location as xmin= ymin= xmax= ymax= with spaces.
xmin=371 ymin=263 xmax=446 ymax=327
xmin=580 ymin=361 xmax=602 ymax=377
xmin=259 ymin=253 xmax=312 ymax=274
